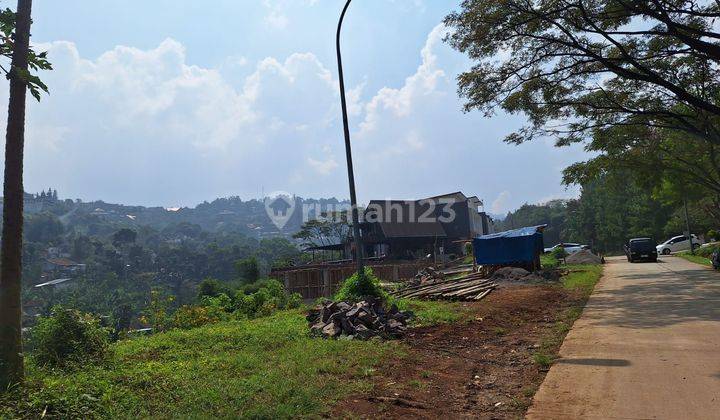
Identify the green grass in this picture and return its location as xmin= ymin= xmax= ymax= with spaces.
xmin=561 ymin=264 xmax=604 ymax=294
xmin=540 ymin=253 xmax=560 ymax=269
xmin=532 ymin=352 xmax=553 ymax=368
xmin=530 ymin=263 xmax=603 ymax=371
xmin=677 ymin=252 xmax=712 ymax=267
xmin=395 ymin=299 xmax=469 ymax=326
xmin=1 ymin=310 xmax=405 ymax=419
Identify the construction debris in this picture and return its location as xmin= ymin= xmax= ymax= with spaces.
xmin=408 ymin=266 xmax=445 ymax=287
xmin=393 ymin=272 xmax=497 ymax=301
xmin=307 ymin=298 xmax=413 ymax=340
xmin=565 ymin=249 xmax=604 ymax=265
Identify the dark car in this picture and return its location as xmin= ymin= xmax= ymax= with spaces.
xmin=624 ymin=238 xmax=658 ymax=263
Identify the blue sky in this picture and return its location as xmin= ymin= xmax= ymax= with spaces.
xmin=0 ymin=0 xmax=587 ymax=213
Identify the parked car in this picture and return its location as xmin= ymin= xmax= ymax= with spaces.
xmin=656 ymin=234 xmax=702 ymax=255
xmin=625 ymin=238 xmax=658 ymax=263
xmin=543 ymin=243 xmax=590 ymax=254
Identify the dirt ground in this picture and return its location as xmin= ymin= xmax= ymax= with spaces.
xmin=332 ymin=285 xmax=584 ymax=419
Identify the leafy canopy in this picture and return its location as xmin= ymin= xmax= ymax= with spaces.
xmin=0 ymin=5 xmax=52 ymax=100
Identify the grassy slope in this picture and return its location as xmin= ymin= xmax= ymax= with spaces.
xmin=677 ymin=243 xmax=718 ymax=267
xmin=677 ymin=253 xmax=712 ymax=266
xmin=2 ymin=262 xmax=601 ymax=418
xmin=532 ymin=263 xmax=604 ymax=368
xmin=1 ymin=302 xmax=462 ymax=419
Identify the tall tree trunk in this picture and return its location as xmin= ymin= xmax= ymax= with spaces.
xmin=0 ymin=0 xmax=32 ymax=390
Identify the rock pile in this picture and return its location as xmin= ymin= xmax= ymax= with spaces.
xmin=565 ymin=249 xmax=604 ymax=264
xmin=307 ymin=299 xmax=413 ymax=340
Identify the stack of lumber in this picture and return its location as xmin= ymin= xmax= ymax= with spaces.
xmin=392 ymin=272 xmax=496 ymax=301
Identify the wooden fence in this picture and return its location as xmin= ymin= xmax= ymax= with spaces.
xmin=270 ymin=262 xmax=431 ymax=299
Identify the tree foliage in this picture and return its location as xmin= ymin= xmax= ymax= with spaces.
xmin=446 ymin=0 xmax=720 ymax=221
xmin=0 ymin=5 xmax=52 ymax=100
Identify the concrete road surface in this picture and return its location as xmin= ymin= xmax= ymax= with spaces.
xmin=527 ymin=256 xmax=720 ymax=420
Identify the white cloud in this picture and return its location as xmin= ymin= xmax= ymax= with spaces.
xmin=491 ymin=191 xmax=512 ymax=214
xmin=307 ymin=156 xmax=339 ymax=175
xmin=0 ymin=22 xmax=588 ymax=209
xmin=360 ymin=24 xmax=450 ymax=134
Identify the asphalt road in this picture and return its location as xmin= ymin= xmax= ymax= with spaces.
xmin=527 ymin=256 xmax=720 ymax=420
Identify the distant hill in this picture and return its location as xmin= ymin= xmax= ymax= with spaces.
xmin=5 ymin=190 xmax=350 ymax=240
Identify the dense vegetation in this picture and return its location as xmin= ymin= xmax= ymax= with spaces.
xmin=497 ymin=171 xmax=717 ymax=253
xmin=449 ymin=0 xmax=720 ymax=253
xmin=15 ymin=191 xmax=340 ymax=331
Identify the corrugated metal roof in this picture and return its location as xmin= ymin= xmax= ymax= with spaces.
xmin=35 ymin=278 xmax=72 ymax=288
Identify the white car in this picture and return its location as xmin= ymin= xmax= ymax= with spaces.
xmin=544 ymin=243 xmax=589 ymax=254
xmin=656 ymin=234 xmax=702 ymax=255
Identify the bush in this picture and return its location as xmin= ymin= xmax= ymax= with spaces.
xmin=197 ymin=278 xmax=232 ymax=300
xmin=140 ymin=290 xmax=175 ymax=332
xmin=30 ymin=306 xmax=110 ymax=369
xmin=696 ymin=243 xmax=719 ymax=258
xmin=236 ymin=256 xmax=260 ymax=283
xmin=707 ymin=229 xmax=719 ymax=242
xmin=173 ymin=304 xmax=229 ymax=330
xmin=551 ymin=246 xmax=568 ymax=261
xmin=234 ymin=279 xmax=302 ymax=319
xmin=333 ymin=267 xmax=388 ymax=303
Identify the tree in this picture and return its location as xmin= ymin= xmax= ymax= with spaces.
xmin=292 ymin=212 xmax=350 ymax=249
xmin=112 ymin=228 xmax=137 ymax=248
xmin=446 ymin=0 xmax=720 ymax=219
xmin=24 ymin=212 xmax=64 ymax=243
xmin=0 ymin=0 xmax=51 ymax=389
xmin=236 ymin=256 xmax=260 ymax=284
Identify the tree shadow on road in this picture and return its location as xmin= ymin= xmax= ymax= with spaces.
xmin=582 ymin=261 xmax=720 ymax=328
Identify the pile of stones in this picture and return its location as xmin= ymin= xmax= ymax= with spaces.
xmin=307 ymin=298 xmax=413 ymax=340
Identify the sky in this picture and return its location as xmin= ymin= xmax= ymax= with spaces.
xmin=0 ymin=0 xmax=588 ymax=214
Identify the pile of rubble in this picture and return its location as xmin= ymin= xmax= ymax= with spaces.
xmin=307 ymin=298 xmax=413 ymax=340
xmin=407 ymin=266 xmax=445 ymax=287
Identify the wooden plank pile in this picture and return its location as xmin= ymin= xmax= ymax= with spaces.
xmin=392 ymin=272 xmax=497 ymax=301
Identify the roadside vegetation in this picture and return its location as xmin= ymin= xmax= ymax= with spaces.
xmin=0 ymin=288 xmax=465 ymax=418
xmin=678 ymin=243 xmax=718 ymax=267
xmin=531 ymin=257 xmax=604 ymax=369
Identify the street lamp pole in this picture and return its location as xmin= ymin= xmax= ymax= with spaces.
xmin=336 ymin=0 xmax=364 ymax=276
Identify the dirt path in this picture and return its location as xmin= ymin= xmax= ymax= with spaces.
xmin=528 ymin=256 xmax=720 ymax=419
xmin=332 ymin=285 xmax=584 ymax=418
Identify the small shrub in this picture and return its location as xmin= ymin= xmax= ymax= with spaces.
xmin=551 ymin=246 xmax=567 ymax=261
xmin=197 ymin=278 xmax=232 ymax=300
xmin=234 ymin=279 xmax=301 ymax=319
xmin=236 ymin=256 xmax=260 ymax=283
xmin=30 ymin=306 xmax=110 ymax=369
xmin=334 ymin=267 xmax=388 ymax=303
xmin=707 ymin=229 xmax=719 ymax=242
xmin=173 ymin=304 xmax=228 ymax=330
xmin=140 ymin=289 xmax=175 ymax=332
xmin=695 ymin=243 xmax=719 ymax=258
xmin=286 ymin=292 xmax=303 ymax=310
xmin=532 ymin=352 xmax=553 ymax=368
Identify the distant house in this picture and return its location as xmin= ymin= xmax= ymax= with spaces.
xmin=43 ymin=258 xmax=86 ymax=276
xmin=360 ymin=192 xmax=495 ymax=260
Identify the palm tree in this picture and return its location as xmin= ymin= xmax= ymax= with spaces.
xmin=0 ymin=0 xmax=34 ymax=389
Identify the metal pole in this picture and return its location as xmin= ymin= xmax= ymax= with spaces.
xmin=684 ymin=198 xmax=694 ymax=255
xmin=336 ymin=0 xmax=364 ymax=276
